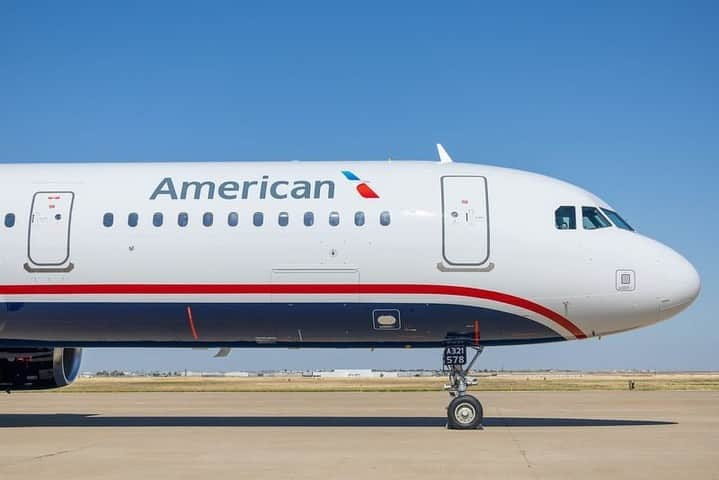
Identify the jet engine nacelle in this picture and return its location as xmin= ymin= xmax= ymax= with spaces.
xmin=0 ymin=348 xmax=82 ymax=391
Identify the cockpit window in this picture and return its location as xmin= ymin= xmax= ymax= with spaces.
xmin=601 ymin=208 xmax=634 ymax=231
xmin=555 ymin=206 xmax=576 ymax=230
xmin=582 ymin=206 xmax=611 ymax=230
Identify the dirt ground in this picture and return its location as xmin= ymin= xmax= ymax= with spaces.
xmin=61 ymin=371 xmax=719 ymax=392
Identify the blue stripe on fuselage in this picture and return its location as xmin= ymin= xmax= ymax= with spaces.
xmin=0 ymin=302 xmax=563 ymax=346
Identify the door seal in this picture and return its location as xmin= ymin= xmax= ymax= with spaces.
xmin=23 ymin=262 xmax=75 ymax=273
xmin=436 ymin=261 xmax=494 ymax=273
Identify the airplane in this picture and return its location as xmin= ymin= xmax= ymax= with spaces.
xmin=0 ymin=145 xmax=700 ymax=429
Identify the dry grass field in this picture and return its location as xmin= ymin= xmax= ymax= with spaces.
xmin=60 ymin=372 xmax=719 ymax=393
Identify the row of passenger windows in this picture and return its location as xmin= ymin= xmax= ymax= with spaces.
xmin=103 ymin=211 xmax=392 ymax=228
xmin=2 ymin=213 xmax=15 ymax=228
xmin=555 ymin=206 xmax=633 ymax=231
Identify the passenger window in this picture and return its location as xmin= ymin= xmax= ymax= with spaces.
xmin=253 ymin=212 xmax=264 ymax=227
xmin=178 ymin=212 xmax=189 ymax=227
xmin=582 ymin=206 xmax=611 ymax=230
xmin=153 ymin=212 xmax=163 ymax=227
xmin=102 ymin=213 xmax=114 ymax=228
xmin=228 ymin=212 xmax=239 ymax=227
xmin=354 ymin=211 xmax=365 ymax=226
xmin=128 ymin=212 xmax=139 ymax=227
xmin=555 ymin=206 xmax=576 ymax=230
xmin=4 ymin=213 xmax=15 ymax=228
xmin=203 ymin=212 xmax=214 ymax=227
xmin=278 ymin=212 xmax=289 ymax=227
xmin=304 ymin=211 xmax=314 ymax=227
xmin=329 ymin=211 xmax=340 ymax=226
xmin=380 ymin=211 xmax=391 ymax=226
xmin=601 ymin=208 xmax=634 ymax=231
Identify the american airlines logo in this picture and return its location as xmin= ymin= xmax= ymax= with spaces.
xmin=149 ymin=171 xmax=378 ymax=200
xmin=341 ymin=170 xmax=379 ymax=199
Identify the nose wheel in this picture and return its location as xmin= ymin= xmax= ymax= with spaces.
xmin=443 ymin=345 xmax=484 ymax=430
xmin=448 ymin=395 xmax=483 ymax=429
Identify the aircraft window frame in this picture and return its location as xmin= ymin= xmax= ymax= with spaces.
xmin=380 ymin=211 xmax=391 ymax=226
xmin=354 ymin=211 xmax=365 ymax=227
xmin=278 ymin=211 xmax=289 ymax=227
xmin=178 ymin=212 xmax=189 ymax=227
xmin=153 ymin=212 xmax=163 ymax=227
xmin=253 ymin=212 xmax=264 ymax=227
xmin=202 ymin=212 xmax=214 ymax=227
xmin=601 ymin=208 xmax=634 ymax=231
xmin=582 ymin=206 xmax=611 ymax=230
xmin=128 ymin=212 xmax=139 ymax=228
xmin=102 ymin=213 xmax=114 ymax=228
xmin=228 ymin=212 xmax=239 ymax=227
xmin=554 ymin=206 xmax=576 ymax=230
xmin=304 ymin=211 xmax=314 ymax=227
xmin=329 ymin=211 xmax=340 ymax=226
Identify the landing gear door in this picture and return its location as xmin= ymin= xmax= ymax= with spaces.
xmin=28 ymin=191 xmax=75 ymax=267
xmin=441 ymin=176 xmax=489 ymax=266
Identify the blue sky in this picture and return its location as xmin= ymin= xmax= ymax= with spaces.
xmin=1 ymin=1 xmax=717 ymax=371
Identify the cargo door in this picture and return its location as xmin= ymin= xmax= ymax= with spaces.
xmin=441 ymin=176 xmax=489 ymax=265
xmin=27 ymin=191 xmax=75 ymax=266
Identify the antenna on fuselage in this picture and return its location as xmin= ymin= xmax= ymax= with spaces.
xmin=437 ymin=143 xmax=453 ymax=164
xmin=214 ymin=347 xmax=232 ymax=358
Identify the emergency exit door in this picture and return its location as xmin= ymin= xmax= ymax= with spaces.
xmin=28 ymin=191 xmax=75 ymax=266
xmin=441 ymin=176 xmax=489 ymax=266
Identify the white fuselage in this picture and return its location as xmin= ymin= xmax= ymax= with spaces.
xmin=0 ymin=161 xmax=700 ymax=348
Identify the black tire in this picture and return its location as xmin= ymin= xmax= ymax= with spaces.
xmin=447 ymin=395 xmax=483 ymax=429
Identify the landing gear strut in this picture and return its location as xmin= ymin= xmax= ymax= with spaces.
xmin=443 ymin=345 xmax=484 ymax=429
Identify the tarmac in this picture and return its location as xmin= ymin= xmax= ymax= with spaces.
xmin=0 ymin=391 xmax=716 ymax=479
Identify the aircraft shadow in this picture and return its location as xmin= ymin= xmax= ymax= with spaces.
xmin=0 ymin=414 xmax=676 ymax=428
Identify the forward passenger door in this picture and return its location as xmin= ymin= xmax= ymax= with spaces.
xmin=441 ymin=176 xmax=489 ymax=266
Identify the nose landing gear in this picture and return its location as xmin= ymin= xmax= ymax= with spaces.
xmin=443 ymin=345 xmax=484 ymax=429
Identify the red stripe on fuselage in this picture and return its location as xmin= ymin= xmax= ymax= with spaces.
xmin=0 ymin=283 xmax=587 ymax=339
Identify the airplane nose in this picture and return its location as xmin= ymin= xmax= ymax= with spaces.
xmin=658 ymin=249 xmax=701 ymax=321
